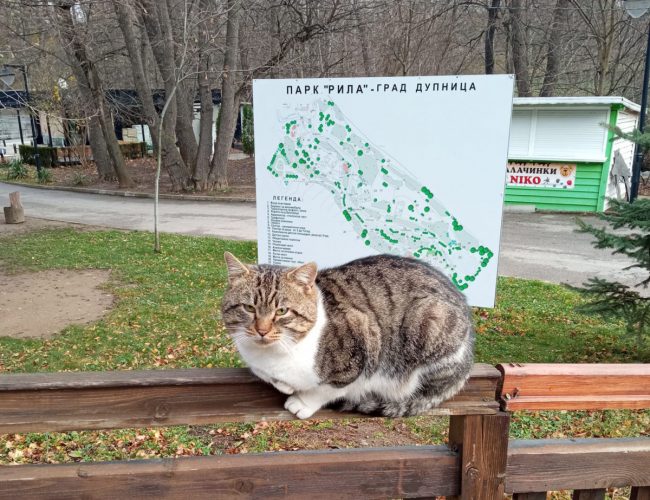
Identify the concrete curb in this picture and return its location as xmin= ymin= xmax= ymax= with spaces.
xmin=0 ymin=181 xmax=256 ymax=203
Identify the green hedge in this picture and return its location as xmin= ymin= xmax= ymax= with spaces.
xmin=242 ymin=104 xmax=254 ymax=155
xmin=19 ymin=142 xmax=146 ymax=168
xmin=19 ymin=144 xmax=58 ymax=168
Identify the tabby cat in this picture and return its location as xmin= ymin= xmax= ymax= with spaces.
xmin=221 ymin=252 xmax=474 ymax=419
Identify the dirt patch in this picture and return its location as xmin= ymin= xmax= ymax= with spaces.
xmin=36 ymin=152 xmax=256 ymax=199
xmin=0 ymin=218 xmax=82 ymax=237
xmin=0 ymin=269 xmax=114 ymax=339
xmin=200 ymin=419 xmax=437 ymax=454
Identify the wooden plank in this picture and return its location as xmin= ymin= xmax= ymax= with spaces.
xmin=0 ymin=445 xmax=459 ymax=500
xmin=0 ymin=364 xmax=500 ymax=391
xmin=0 ymin=367 xmax=261 ymax=391
xmin=496 ymin=363 xmax=650 ymax=411
xmin=506 ymin=438 xmax=650 ymax=493
xmin=448 ymin=412 xmax=510 ymax=500
xmin=513 ymin=494 xmax=547 ymax=500
xmin=572 ymin=490 xmax=605 ymax=500
xmin=631 ymin=486 xmax=650 ymax=500
xmin=0 ymin=365 xmax=500 ymax=433
xmin=501 ymin=395 xmax=650 ymax=411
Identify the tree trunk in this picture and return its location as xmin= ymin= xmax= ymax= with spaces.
xmin=54 ymin=1 xmax=133 ymax=187
xmin=175 ymin=81 xmax=198 ymax=173
xmin=87 ymin=116 xmax=114 ymax=180
xmin=209 ymin=0 xmax=241 ymax=189
xmin=89 ymin=66 xmax=133 ymax=188
xmin=508 ymin=0 xmax=531 ymax=96
xmin=113 ymin=1 xmax=158 ymax=143
xmin=194 ymin=0 xmax=214 ymax=191
xmin=353 ymin=0 xmax=372 ymax=76
xmin=539 ymin=0 xmax=568 ymax=97
xmin=485 ymin=0 xmax=501 ymax=74
xmin=141 ymin=0 xmax=193 ymax=190
xmin=113 ymin=2 xmax=191 ymax=191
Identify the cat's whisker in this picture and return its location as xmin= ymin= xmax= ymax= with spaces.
xmin=278 ymin=337 xmax=299 ymax=361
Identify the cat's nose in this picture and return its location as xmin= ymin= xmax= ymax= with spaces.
xmin=256 ymin=319 xmax=272 ymax=336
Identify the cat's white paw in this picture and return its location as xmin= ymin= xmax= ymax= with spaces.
xmin=272 ymin=380 xmax=295 ymax=395
xmin=284 ymin=395 xmax=319 ymax=419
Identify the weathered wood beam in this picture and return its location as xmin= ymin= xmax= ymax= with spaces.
xmin=496 ymin=363 xmax=650 ymax=411
xmin=0 ymin=364 xmax=501 ymax=433
xmin=513 ymin=493 xmax=547 ymax=500
xmin=506 ymin=438 xmax=650 ymax=493
xmin=0 ymin=445 xmax=459 ymax=499
xmin=572 ymin=490 xmax=605 ymax=500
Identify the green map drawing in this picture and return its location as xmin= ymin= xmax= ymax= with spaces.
xmin=266 ymin=99 xmax=494 ymax=291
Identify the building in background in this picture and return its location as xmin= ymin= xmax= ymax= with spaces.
xmin=506 ymin=97 xmax=639 ymax=212
xmin=0 ymin=90 xmax=44 ymax=158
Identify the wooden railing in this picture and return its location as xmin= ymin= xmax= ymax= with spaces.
xmin=497 ymin=363 xmax=650 ymax=500
xmin=0 ymin=363 xmax=648 ymax=499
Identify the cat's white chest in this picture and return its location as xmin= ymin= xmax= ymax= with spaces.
xmin=235 ymin=293 xmax=326 ymax=392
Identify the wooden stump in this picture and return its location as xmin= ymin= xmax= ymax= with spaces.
xmin=4 ymin=191 xmax=25 ymax=224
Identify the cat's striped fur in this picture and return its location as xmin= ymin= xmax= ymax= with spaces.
xmin=221 ymin=252 xmax=474 ymax=418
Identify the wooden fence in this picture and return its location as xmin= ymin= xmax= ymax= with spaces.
xmin=0 ymin=363 xmax=648 ymax=499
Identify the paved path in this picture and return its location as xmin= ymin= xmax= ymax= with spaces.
xmin=1 ymin=183 xmax=641 ymax=289
xmin=0 ymin=183 xmax=256 ymax=240
xmin=498 ymin=211 xmax=640 ymax=289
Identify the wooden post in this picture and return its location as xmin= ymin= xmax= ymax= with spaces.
xmin=3 ymin=191 xmax=25 ymax=224
xmin=572 ymin=490 xmax=605 ymax=500
xmin=631 ymin=487 xmax=650 ymax=500
xmin=448 ymin=412 xmax=510 ymax=500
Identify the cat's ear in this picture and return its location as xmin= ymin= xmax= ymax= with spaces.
xmin=224 ymin=252 xmax=250 ymax=281
xmin=287 ymin=262 xmax=318 ymax=288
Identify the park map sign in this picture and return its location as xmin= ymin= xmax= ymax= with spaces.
xmin=253 ymin=75 xmax=514 ymax=307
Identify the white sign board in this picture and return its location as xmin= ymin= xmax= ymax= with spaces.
xmin=506 ymin=162 xmax=576 ymax=189
xmin=254 ymin=75 xmax=514 ymax=307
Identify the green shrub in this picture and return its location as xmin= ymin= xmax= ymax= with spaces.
xmin=19 ymin=144 xmax=58 ymax=168
xmin=70 ymin=171 xmax=89 ymax=186
xmin=242 ymin=104 xmax=254 ymax=155
xmin=37 ymin=167 xmax=53 ymax=184
xmin=577 ymin=198 xmax=650 ymax=346
xmin=6 ymin=159 xmax=29 ymax=180
xmin=119 ymin=142 xmax=146 ymax=159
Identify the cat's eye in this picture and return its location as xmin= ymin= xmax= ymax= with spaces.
xmin=243 ymin=304 xmax=255 ymax=313
xmin=276 ymin=307 xmax=288 ymax=316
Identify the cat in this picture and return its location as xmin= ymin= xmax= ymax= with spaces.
xmin=221 ymin=252 xmax=474 ymax=419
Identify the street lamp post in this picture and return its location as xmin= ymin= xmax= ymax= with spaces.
xmin=623 ymin=0 xmax=650 ymax=202
xmin=630 ymin=24 xmax=650 ymax=203
xmin=0 ymin=64 xmax=41 ymax=174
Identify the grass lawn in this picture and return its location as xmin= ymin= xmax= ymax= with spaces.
xmin=0 ymin=228 xmax=648 ymax=467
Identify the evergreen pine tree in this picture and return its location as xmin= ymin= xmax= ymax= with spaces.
xmin=577 ymin=198 xmax=650 ymax=346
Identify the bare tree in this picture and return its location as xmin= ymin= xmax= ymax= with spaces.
xmin=508 ymin=0 xmax=532 ymax=96
xmin=193 ymin=0 xmax=217 ymax=190
xmin=54 ymin=1 xmax=134 ymax=187
xmin=209 ymin=0 xmax=241 ymax=189
xmin=484 ymin=0 xmax=501 ymax=74
xmin=539 ymin=0 xmax=569 ymax=96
